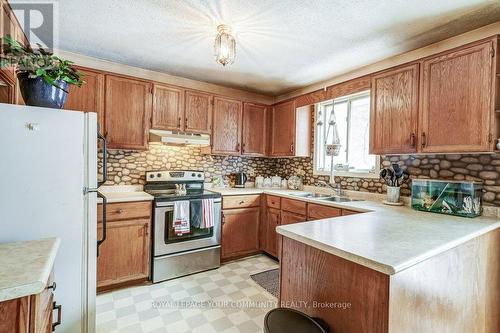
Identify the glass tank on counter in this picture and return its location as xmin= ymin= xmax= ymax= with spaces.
xmin=411 ymin=179 xmax=483 ymax=218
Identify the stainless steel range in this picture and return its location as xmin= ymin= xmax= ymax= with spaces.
xmin=145 ymin=170 xmax=222 ymax=283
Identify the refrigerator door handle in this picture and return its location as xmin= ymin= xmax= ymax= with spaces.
xmin=97 ymin=130 xmax=108 ymax=187
xmin=96 ymin=191 xmax=107 ymax=256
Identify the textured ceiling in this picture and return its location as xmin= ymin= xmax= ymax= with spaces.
xmin=50 ymin=0 xmax=500 ymax=95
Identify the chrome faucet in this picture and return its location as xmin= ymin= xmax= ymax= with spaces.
xmin=315 ymin=180 xmax=343 ymax=196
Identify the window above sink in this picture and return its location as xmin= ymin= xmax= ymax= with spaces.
xmin=313 ymin=90 xmax=380 ymax=179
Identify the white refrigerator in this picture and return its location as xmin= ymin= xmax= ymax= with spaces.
xmin=0 ymin=103 xmax=101 ymax=333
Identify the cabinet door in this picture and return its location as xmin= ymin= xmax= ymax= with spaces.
xmin=271 ymin=100 xmax=296 ymax=156
xmin=265 ymin=207 xmax=280 ymax=257
xmin=1 ymin=2 xmax=17 ymax=82
xmin=420 ymin=41 xmax=493 ymax=153
xmin=152 ymin=84 xmax=185 ymax=131
xmin=212 ymin=96 xmax=242 ymax=155
xmin=221 ymin=207 xmax=259 ymax=259
xmin=185 ymin=90 xmax=212 ymax=134
xmin=0 ymin=70 xmax=15 ymax=104
xmin=64 ymin=67 xmax=105 ymax=129
xmin=370 ymin=64 xmax=419 ymax=154
xmin=97 ymin=218 xmax=150 ymax=289
xmin=105 ymin=75 xmax=152 ymax=150
xmin=242 ymin=103 xmax=267 ymax=156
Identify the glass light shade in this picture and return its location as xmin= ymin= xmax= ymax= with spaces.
xmin=214 ymin=24 xmax=236 ymax=66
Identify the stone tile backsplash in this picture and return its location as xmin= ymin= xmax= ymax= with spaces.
xmin=99 ymin=143 xmax=275 ymax=185
xmin=99 ymin=144 xmax=500 ymax=206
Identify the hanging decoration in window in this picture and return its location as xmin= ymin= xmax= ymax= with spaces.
xmin=325 ymin=108 xmax=342 ymax=184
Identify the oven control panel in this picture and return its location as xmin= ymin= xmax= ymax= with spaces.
xmin=146 ymin=170 xmax=204 ymax=182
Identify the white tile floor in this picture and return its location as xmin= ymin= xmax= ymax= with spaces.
xmin=96 ymin=255 xmax=279 ymax=333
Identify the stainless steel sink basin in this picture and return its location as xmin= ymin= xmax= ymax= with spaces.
xmin=290 ymin=192 xmax=333 ymax=199
xmin=319 ymin=196 xmax=363 ymax=202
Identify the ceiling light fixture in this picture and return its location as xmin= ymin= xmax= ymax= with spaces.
xmin=214 ymin=24 xmax=236 ymax=67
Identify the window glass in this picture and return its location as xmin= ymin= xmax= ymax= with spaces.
xmin=314 ymin=91 xmax=378 ymax=176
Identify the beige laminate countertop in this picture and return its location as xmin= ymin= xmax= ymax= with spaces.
xmin=0 ymin=238 xmax=60 ymax=302
xmin=211 ymin=187 xmax=500 ymax=275
xmin=98 ymin=185 xmax=154 ymax=203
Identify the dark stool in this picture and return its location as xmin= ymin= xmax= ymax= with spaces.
xmin=264 ymin=308 xmax=329 ymax=333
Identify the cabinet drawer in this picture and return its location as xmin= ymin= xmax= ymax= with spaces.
xmin=342 ymin=209 xmax=360 ymax=216
xmin=281 ymin=198 xmax=307 ymax=215
xmin=307 ymin=204 xmax=341 ymax=220
xmin=223 ymin=195 xmax=261 ymax=209
xmin=266 ymin=195 xmax=281 ymax=209
xmin=98 ymin=201 xmax=152 ymax=222
xmin=281 ymin=210 xmax=306 ymax=225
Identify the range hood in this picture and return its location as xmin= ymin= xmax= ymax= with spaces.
xmin=149 ymin=129 xmax=210 ymax=146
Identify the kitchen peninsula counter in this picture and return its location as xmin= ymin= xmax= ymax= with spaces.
xmin=216 ymin=187 xmax=500 ymax=332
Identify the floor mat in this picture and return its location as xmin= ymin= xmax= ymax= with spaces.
xmin=250 ymin=268 xmax=279 ymax=298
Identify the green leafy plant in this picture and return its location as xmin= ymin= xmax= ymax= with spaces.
xmin=0 ymin=35 xmax=84 ymax=92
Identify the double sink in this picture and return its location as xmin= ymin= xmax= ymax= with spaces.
xmin=290 ymin=192 xmax=363 ymax=203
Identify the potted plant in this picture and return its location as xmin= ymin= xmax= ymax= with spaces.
xmin=0 ymin=35 xmax=84 ymax=108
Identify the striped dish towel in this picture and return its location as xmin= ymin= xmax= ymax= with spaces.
xmin=202 ymin=198 xmax=215 ymax=229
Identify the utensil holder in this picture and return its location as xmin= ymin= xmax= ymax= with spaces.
xmin=386 ymin=186 xmax=401 ymax=203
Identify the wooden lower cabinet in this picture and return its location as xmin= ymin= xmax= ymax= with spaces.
xmin=97 ymin=201 xmax=152 ymax=291
xmin=280 ymin=229 xmax=500 ymax=333
xmin=263 ymin=207 xmax=280 ymax=257
xmin=342 ymin=209 xmax=359 ymax=216
xmin=221 ymin=207 xmax=260 ymax=260
xmin=221 ymin=194 xmax=361 ymax=260
xmin=307 ymin=203 xmax=342 ymax=220
xmin=0 ymin=273 xmax=60 ymax=333
xmin=281 ymin=211 xmax=306 ymax=225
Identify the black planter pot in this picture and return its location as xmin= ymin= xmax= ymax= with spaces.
xmin=17 ymin=72 xmax=69 ymax=109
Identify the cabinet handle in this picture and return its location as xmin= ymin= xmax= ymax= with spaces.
xmin=178 ymin=117 xmax=181 ymax=129
xmin=242 ymin=142 xmax=245 ymax=153
xmin=421 ymin=132 xmax=427 ymax=148
xmin=236 ymin=143 xmax=241 ymax=151
xmin=410 ymin=133 xmax=416 ymax=147
xmin=239 ymin=200 xmax=245 ymax=204
xmin=116 ymin=209 xmax=124 ymax=214
xmin=222 ymin=213 xmax=225 ymax=225
xmin=290 ymin=143 xmax=294 ymax=153
xmin=185 ymin=117 xmax=188 ymax=128
xmin=47 ymin=281 xmax=57 ymax=291
xmin=52 ymin=302 xmax=62 ymax=331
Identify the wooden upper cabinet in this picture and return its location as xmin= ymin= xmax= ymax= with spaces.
xmin=184 ymin=90 xmax=212 ymax=134
xmin=152 ymin=83 xmax=185 ymax=131
xmin=105 ymin=75 xmax=152 ymax=150
xmin=1 ymin=2 xmax=18 ymax=82
xmin=270 ymin=100 xmax=311 ymax=157
xmin=64 ymin=66 xmax=105 ymax=129
xmin=212 ymin=96 xmax=242 ymax=154
xmin=242 ymin=102 xmax=267 ymax=156
xmin=271 ymin=100 xmax=295 ymax=156
xmin=0 ymin=70 xmax=15 ymax=104
xmin=370 ymin=64 xmax=419 ymax=154
xmin=420 ymin=40 xmax=494 ymax=153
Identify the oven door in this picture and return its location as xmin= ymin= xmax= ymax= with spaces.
xmin=154 ymin=198 xmax=221 ymax=256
